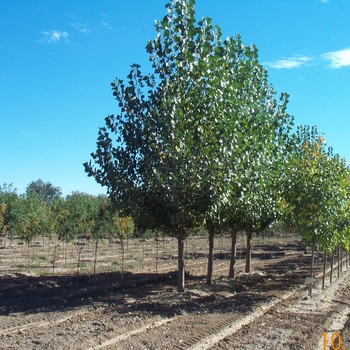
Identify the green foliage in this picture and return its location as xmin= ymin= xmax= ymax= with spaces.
xmin=26 ymin=179 xmax=62 ymax=205
xmin=0 ymin=183 xmax=19 ymax=235
xmin=0 ymin=203 xmax=5 ymax=231
xmin=54 ymin=192 xmax=96 ymax=242
xmin=112 ymin=215 xmax=135 ymax=240
xmin=84 ymin=0 xmax=294 ymax=239
xmin=283 ymin=125 xmax=350 ymax=252
xmin=12 ymin=192 xmax=49 ymax=245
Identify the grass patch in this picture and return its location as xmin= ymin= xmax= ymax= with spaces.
xmin=33 ymin=254 xmax=48 ymax=261
xmin=134 ymin=257 xmax=143 ymax=269
xmin=0 ymin=256 xmax=7 ymax=260
xmin=30 ymin=263 xmax=41 ymax=268
xmin=111 ymin=259 xmax=121 ymax=271
xmin=112 ymin=259 xmax=121 ymax=266
xmin=37 ymin=270 xmax=50 ymax=276
xmin=15 ymin=264 xmax=26 ymax=268
xmin=72 ymin=263 xmax=88 ymax=269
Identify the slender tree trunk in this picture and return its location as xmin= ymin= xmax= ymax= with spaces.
xmin=245 ymin=231 xmax=252 ymax=273
xmin=311 ymin=240 xmax=315 ymax=278
xmin=64 ymin=241 xmax=68 ymax=268
xmin=156 ymin=232 xmax=159 ymax=275
xmin=121 ymin=239 xmax=125 ymax=282
xmin=330 ymin=251 xmax=334 ymax=283
xmin=340 ymin=247 xmax=343 ymax=272
xmin=93 ymin=240 xmax=98 ymax=275
xmin=228 ymin=228 xmax=237 ymax=278
xmin=177 ymin=225 xmax=185 ymax=293
xmin=206 ymin=227 xmax=215 ymax=285
xmin=338 ymin=245 xmax=340 ymax=278
xmin=4 ymin=230 xmax=8 ymax=250
xmin=27 ymin=243 xmax=30 ymax=270
xmin=75 ymin=243 xmax=83 ymax=290
xmin=309 ymin=239 xmax=315 ymax=296
xmin=52 ymin=242 xmax=58 ymax=276
xmin=322 ymin=250 xmax=327 ymax=290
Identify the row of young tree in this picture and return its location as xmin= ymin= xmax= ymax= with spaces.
xmin=84 ymin=0 xmax=350 ymax=292
xmin=0 ymin=181 xmax=134 ymax=274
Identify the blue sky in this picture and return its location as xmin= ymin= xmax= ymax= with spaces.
xmin=1 ymin=0 xmax=350 ymax=196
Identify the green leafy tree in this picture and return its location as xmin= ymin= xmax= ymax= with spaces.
xmin=26 ymin=179 xmax=62 ymax=205
xmin=90 ymin=195 xmax=113 ymax=274
xmin=200 ymin=35 xmax=294 ymax=279
xmin=0 ymin=203 xmax=5 ymax=230
xmin=12 ymin=192 xmax=49 ymax=267
xmin=283 ymin=126 xmax=349 ymax=292
xmin=54 ymin=192 xmax=96 ymax=285
xmin=111 ymin=214 xmax=134 ymax=279
xmin=0 ymin=184 xmax=18 ymax=249
xmin=85 ymin=0 xmax=293 ymax=290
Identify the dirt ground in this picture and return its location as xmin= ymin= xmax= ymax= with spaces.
xmin=1 ymin=235 xmax=350 ymax=349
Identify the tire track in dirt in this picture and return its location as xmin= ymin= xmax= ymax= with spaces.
xmin=89 ymin=316 xmax=178 ymax=349
xmin=102 ymin=253 xmax=333 ymax=349
xmin=0 ymin=309 xmax=89 ymax=336
xmin=191 ymin=259 xmax=349 ymax=350
xmin=184 ymin=290 xmax=297 ymax=350
xmin=106 ymin=256 xmax=310 ymax=349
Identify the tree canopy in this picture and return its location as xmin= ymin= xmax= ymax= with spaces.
xmin=26 ymin=179 xmax=62 ymax=205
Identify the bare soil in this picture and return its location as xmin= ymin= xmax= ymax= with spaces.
xmin=1 ymin=234 xmax=350 ymax=349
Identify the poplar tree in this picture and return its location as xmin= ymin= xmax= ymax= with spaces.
xmin=85 ymin=0 xmax=294 ymax=290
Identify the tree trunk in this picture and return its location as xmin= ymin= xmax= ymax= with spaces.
xmin=75 ymin=243 xmax=83 ymax=290
xmin=27 ymin=243 xmax=30 ymax=270
xmin=311 ymin=240 xmax=315 ymax=278
xmin=4 ymin=230 xmax=8 ymax=250
xmin=309 ymin=239 xmax=315 ymax=296
xmin=155 ymin=232 xmax=159 ymax=275
xmin=322 ymin=250 xmax=327 ymax=290
xmin=52 ymin=244 xmax=56 ymax=276
xmin=340 ymin=247 xmax=343 ymax=272
xmin=64 ymin=241 xmax=68 ymax=268
xmin=338 ymin=245 xmax=340 ymax=278
xmin=228 ymin=228 xmax=237 ymax=278
xmin=93 ymin=240 xmax=98 ymax=275
xmin=330 ymin=251 xmax=334 ymax=283
xmin=245 ymin=231 xmax=252 ymax=273
xmin=177 ymin=225 xmax=185 ymax=293
xmin=121 ymin=239 xmax=125 ymax=282
xmin=206 ymin=227 xmax=215 ymax=285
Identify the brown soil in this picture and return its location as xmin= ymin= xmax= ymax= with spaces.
xmin=0 ymin=234 xmax=350 ymax=349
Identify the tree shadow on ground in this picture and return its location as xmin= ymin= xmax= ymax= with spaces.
xmin=0 ymin=250 xmax=323 ymax=321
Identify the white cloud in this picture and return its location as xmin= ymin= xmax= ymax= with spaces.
xmin=101 ymin=21 xmax=113 ymax=30
xmin=39 ymin=30 xmax=69 ymax=44
xmin=80 ymin=28 xmax=91 ymax=34
xmin=70 ymin=23 xmax=91 ymax=34
xmin=322 ymin=48 xmax=350 ymax=68
xmin=265 ymin=56 xmax=312 ymax=69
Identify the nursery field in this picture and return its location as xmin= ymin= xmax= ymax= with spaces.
xmin=1 ymin=233 xmax=350 ymax=349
